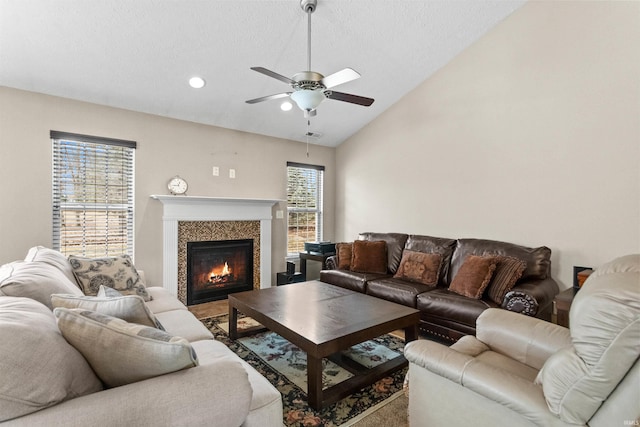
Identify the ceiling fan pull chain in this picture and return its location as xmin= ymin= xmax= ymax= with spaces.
xmin=306 ymin=119 xmax=311 ymax=157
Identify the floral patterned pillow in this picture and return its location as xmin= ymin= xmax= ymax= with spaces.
xmin=69 ymin=254 xmax=151 ymax=301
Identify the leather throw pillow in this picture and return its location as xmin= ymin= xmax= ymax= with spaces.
xmin=350 ymin=240 xmax=387 ymax=274
xmin=449 ymin=255 xmax=497 ymax=299
xmin=486 ymin=256 xmax=527 ymax=305
xmin=336 ymin=242 xmax=353 ymax=270
xmin=394 ymin=251 xmax=442 ymax=286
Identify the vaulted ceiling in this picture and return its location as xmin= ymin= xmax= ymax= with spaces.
xmin=0 ymin=0 xmax=526 ymax=146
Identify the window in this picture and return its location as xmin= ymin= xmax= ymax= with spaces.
xmin=287 ymin=162 xmax=324 ymax=256
xmin=51 ymin=131 xmax=136 ymax=257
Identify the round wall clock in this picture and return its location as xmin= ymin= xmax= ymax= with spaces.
xmin=167 ymin=176 xmax=188 ymax=195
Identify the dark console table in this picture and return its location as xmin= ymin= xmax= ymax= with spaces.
xmin=299 ymin=252 xmax=334 ymax=281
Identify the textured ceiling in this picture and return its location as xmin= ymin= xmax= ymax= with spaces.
xmin=0 ymin=0 xmax=526 ymax=147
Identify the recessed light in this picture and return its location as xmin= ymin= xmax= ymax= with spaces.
xmin=189 ymin=77 xmax=206 ymax=89
xmin=280 ymin=101 xmax=293 ymax=111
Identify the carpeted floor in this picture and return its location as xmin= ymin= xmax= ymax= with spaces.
xmin=345 ymin=392 xmax=409 ymax=427
xmin=201 ymin=314 xmax=409 ymax=427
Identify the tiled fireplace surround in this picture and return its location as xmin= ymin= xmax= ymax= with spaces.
xmin=151 ymin=196 xmax=280 ymax=304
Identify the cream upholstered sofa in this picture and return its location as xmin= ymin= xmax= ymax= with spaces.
xmin=404 ymin=254 xmax=640 ymax=427
xmin=0 ymin=247 xmax=283 ymax=427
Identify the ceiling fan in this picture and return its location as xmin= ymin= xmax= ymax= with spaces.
xmin=245 ymin=0 xmax=374 ymax=118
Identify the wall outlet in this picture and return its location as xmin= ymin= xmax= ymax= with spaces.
xmin=212 ymin=166 xmax=219 ymax=176
xmin=276 ymin=210 xmax=284 ymax=219
xmin=229 ymin=168 xmax=236 ymax=179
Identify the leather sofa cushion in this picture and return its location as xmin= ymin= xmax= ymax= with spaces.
xmin=403 ymin=235 xmax=456 ymax=287
xmin=417 ymin=288 xmax=497 ymax=329
xmin=359 ymin=232 xmax=408 ymax=274
xmin=319 ymin=269 xmax=388 ymax=293
xmin=366 ymin=277 xmax=434 ymax=308
xmin=450 ymin=239 xmax=551 ymax=284
xmin=351 ymin=240 xmax=387 ymax=274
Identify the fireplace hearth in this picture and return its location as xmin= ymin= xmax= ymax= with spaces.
xmin=187 ymin=239 xmax=254 ymax=305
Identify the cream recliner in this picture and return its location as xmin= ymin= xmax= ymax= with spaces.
xmin=404 ymin=254 xmax=640 ymax=427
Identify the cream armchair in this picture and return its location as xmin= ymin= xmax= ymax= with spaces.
xmin=404 ymin=254 xmax=640 ymax=427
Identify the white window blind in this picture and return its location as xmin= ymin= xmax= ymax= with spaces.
xmin=51 ymin=131 xmax=136 ymax=257
xmin=287 ymin=162 xmax=324 ymax=256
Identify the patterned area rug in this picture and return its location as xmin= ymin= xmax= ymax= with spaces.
xmin=201 ymin=315 xmax=408 ymax=427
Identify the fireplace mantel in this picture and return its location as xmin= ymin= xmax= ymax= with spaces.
xmin=151 ymin=195 xmax=282 ymax=297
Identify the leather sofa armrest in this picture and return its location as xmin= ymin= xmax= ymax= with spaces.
xmin=476 ymin=308 xmax=571 ymax=370
xmin=405 ymin=340 xmax=475 ymax=385
xmin=325 ymin=255 xmax=338 ymax=270
xmin=502 ymin=277 xmax=559 ymax=318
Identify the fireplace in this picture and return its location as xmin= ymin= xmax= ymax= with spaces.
xmin=187 ymin=239 xmax=254 ymax=305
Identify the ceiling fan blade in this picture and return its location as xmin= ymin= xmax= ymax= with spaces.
xmin=245 ymin=92 xmax=292 ymax=104
xmin=320 ymin=68 xmax=361 ymax=89
xmin=250 ymin=67 xmax=295 ymax=85
xmin=325 ymin=91 xmax=374 ymax=107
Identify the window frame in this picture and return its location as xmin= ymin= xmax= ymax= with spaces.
xmin=51 ymin=130 xmax=136 ymax=258
xmin=286 ymin=161 xmax=325 ymax=257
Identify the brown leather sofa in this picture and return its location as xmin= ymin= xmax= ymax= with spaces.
xmin=320 ymin=232 xmax=559 ymax=342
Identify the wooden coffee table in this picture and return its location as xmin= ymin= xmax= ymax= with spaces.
xmin=228 ymin=280 xmax=420 ymax=410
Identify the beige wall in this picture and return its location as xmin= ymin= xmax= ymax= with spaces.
xmin=0 ymin=87 xmax=335 ymax=287
xmin=335 ymin=1 xmax=640 ymax=289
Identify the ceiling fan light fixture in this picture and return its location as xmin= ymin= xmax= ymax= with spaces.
xmin=290 ymin=89 xmax=325 ymax=113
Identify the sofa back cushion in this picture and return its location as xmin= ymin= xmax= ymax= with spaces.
xmin=0 ymin=297 xmax=103 ymax=422
xmin=535 ymin=254 xmax=640 ymax=424
xmin=449 ymin=239 xmax=551 ymax=286
xmin=358 ymin=233 xmax=408 ymax=274
xmin=403 ymin=235 xmax=456 ymax=287
xmin=24 ymin=246 xmax=79 ymax=288
xmin=0 ymin=261 xmax=84 ymax=309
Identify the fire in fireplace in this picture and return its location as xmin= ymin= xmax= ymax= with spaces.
xmin=187 ymin=239 xmax=254 ymax=305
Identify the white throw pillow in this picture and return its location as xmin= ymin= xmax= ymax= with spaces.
xmin=98 ymin=285 xmax=124 ymax=298
xmin=51 ymin=286 xmax=163 ymax=329
xmin=0 ymin=260 xmax=83 ymax=309
xmin=54 ymin=308 xmax=198 ymax=388
xmin=0 ymin=297 xmax=103 ymax=422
